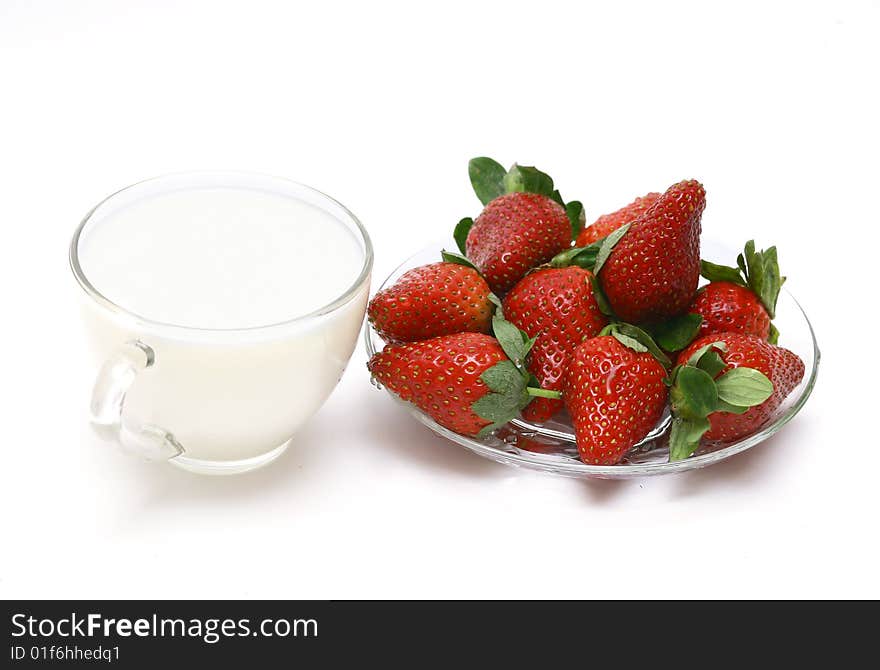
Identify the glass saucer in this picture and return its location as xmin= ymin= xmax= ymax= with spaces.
xmin=365 ymin=244 xmax=819 ymax=479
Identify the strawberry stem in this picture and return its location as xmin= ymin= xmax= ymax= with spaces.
xmin=526 ymin=387 xmax=562 ymax=400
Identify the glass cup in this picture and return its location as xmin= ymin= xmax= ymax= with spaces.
xmin=70 ymin=172 xmax=372 ymax=474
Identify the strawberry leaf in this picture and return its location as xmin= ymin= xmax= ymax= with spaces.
xmin=480 ymin=360 xmax=525 ymax=395
xmin=652 ymin=313 xmax=703 ymax=352
xmin=607 ymin=323 xmax=671 ymax=368
xmin=737 ymin=253 xmax=748 ymax=278
xmin=468 ymin=158 xmax=583 ymax=241
xmin=743 ymin=242 xmax=785 ymax=320
xmin=551 ymin=237 xmax=605 ymax=270
xmin=686 ymin=341 xmax=728 ymax=368
xmin=593 ymin=222 xmax=632 ymax=275
xmin=695 ymin=349 xmax=727 ymax=378
xmin=715 ymin=367 xmax=773 ymax=407
xmin=468 ymin=157 xmax=507 ymax=205
xmin=454 ymin=217 xmax=473 ymax=255
xmin=473 ymin=360 xmax=532 ymax=437
xmin=590 ymin=275 xmax=615 ymax=317
xmin=667 ymin=344 xmax=773 ymax=460
xmin=441 ymin=250 xmax=479 ymax=272
xmin=670 ymin=365 xmax=718 ymax=421
xmin=610 ymin=330 xmax=647 ymax=353
xmin=502 ymin=164 xmax=555 ymax=197
xmin=743 ymin=240 xmax=762 ymax=298
xmin=665 ymin=364 xmax=681 ymax=386
xmin=669 ymin=416 xmax=711 ymax=461
xmin=768 ymin=322 xmax=780 ymax=345
xmin=715 ymin=399 xmax=751 ymax=414
xmin=708 ymin=240 xmax=785 ymax=321
xmin=761 ymin=246 xmax=784 ymax=318
xmin=492 ymin=314 xmax=532 ymax=368
xmin=488 ymin=292 xmax=503 ymax=317
xmin=700 ymin=260 xmax=746 ymax=286
xmin=565 ymin=200 xmax=585 ymax=240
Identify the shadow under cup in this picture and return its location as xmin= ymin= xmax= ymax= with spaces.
xmin=70 ymin=172 xmax=373 ymax=475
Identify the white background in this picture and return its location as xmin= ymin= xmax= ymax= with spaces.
xmin=1 ymin=0 xmax=877 ymax=599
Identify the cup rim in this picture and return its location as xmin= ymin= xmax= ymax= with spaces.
xmin=69 ymin=170 xmax=373 ymax=336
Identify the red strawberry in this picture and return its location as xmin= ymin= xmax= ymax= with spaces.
xmin=668 ymin=332 xmax=805 ymax=460
xmin=564 ymin=331 xmax=669 ymax=465
xmin=367 ymin=261 xmax=493 ymax=343
xmin=368 ymin=326 xmax=556 ymax=437
xmin=599 ymin=180 xmax=705 ymax=324
xmin=575 ymin=192 xmax=660 ymax=247
xmin=503 ymin=266 xmax=607 ymax=423
xmin=691 ymin=282 xmax=770 ymax=340
xmin=368 ymin=333 xmax=505 ymax=436
xmin=466 ymin=192 xmax=572 ymax=294
xmin=693 ymin=241 xmax=786 ymax=342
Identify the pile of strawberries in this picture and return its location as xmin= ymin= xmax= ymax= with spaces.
xmin=367 ymin=158 xmax=805 ymax=465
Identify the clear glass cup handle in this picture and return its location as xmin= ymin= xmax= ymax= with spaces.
xmin=90 ymin=340 xmax=185 ymax=461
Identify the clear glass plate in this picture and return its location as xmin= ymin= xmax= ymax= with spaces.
xmin=364 ymin=244 xmax=820 ymax=479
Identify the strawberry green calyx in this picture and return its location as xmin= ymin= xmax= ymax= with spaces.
xmin=454 ymin=218 xmax=474 ymax=255
xmin=492 ymin=313 xmax=536 ymax=371
xmin=685 ymin=340 xmax=728 ymax=373
xmin=468 ymin=157 xmax=507 ymax=205
xmin=592 ymin=223 xmax=631 ymax=275
xmin=471 ymin=360 xmax=534 ymax=438
xmin=700 ymin=240 xmax=786 ymax=319
xmin=487 ymin=292 xmax=504 ymax=317
xmin=441 ymin=249 xmax=480 ymax=272
xmin=650 ymin=313 xmax=704 ymax=352
xmin=598 ymin=322 xmax=671 ymax=368
xmin=467 ymin=157 xmax=585 ymax=240
xmin=548 ymin=220 xmax=631 ymax=322
xmin=472 ymin=313 xmax=561 ymax=438
xmin=547 ymin=225 xmax=632 ymax=319
xmin=550 ymin=238 xmax=603 ymax=270
xmin=667 ymin=341 xmax=774 ymax=461
xmin=699 ymin=260 xmax=746 ymax=286
xmin=549 ymin=222 xmax=633 ymax=275
xmin=739 ymin=241 xmax=785 ymax=319
xmin=565 ymin=201 xmax=586 ymax=240
xmin=502 ymin=164 xmax=554 ymax=197
xmin=588 ymin=276 xmax=614 ymax=317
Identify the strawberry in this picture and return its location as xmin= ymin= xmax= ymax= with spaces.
xmin=668 ymin=332 xmax=805 ymax=460
xmin=575 ymin=192 xmax=661 ymax=247
xmin=598 ymin=179 xmax=705 ymax=324
xmin=502 ymin=266 xmax=607 ymax=423
xmin=367 ymin=258 xmax=493 ymax=343
xmin=368 ymin=318 xmax=560 ymax=437
xmin=564 ymin=325 xmax=669 ymax=465
xmin=693 ymin=241 xmax=786 ymax=343
xmin=690 ymin=282 xmax=770 ymax=340
xmin=466 ymin=192 xmax=571 ymax=294
xmin=455 ymin=158 xmax=584 ymax=295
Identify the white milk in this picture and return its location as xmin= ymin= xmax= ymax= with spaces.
xmin=79 ymin=187 xmax=363 ymax=329
xmin=74 ymin=174 xmax=371 ymax=473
